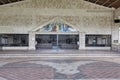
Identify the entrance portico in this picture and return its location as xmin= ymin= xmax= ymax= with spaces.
xmin=28 ymin=17 xmax=111 ymax=50
xmin=0 ymin=17 xmax=112 ymax=51
xmin=29 ymin=18 xmax=81 ymax=50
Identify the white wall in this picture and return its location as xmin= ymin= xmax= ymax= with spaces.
xmin=0 ymin=9 xmax=113 ymax=34
xmin=0 ymin=0 xmax=113 ymax=34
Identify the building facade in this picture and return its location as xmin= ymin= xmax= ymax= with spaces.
xmin=0 ymin=0 xmax=119 ymax=50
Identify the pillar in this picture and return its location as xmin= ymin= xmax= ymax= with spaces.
xmin=28 ymin=32 xmax=36 ymax=50
xmin=79 ymin=32 xmax=85 ymax=50
xmin=0 ymin=36 xmax=2 ymax=50
xmin=118 ymin=28 xmax=120 ymax=44
xmin=118 ymin=27 xmax=120 ymax=52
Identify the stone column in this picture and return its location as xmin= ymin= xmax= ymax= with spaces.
xmin=0 ymin=36 xmax=1 ymax=44
xmin=118 ymin=28 xmax=120 ymax=52
xmin=79 ymin=32 xmax=85 ymax=50
xmin=28 ymin=32 xmax=36 ymax=50
xmin=118 ymin=28 xmax=120 ymax=44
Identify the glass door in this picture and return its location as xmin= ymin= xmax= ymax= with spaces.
xmin=50 ymin=34 xmax=59 ymax=49
xmin=35 ymin=34 xmax=79 ymax=49
xmin=58 ymin=35 xmax=79 ymax=49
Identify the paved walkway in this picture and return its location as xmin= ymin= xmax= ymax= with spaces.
xmin=0 ymin=49 xmax=119 ymax=54
xmin=0 ymin=50 xmax=119 ymax=80
xmin=0 ymin=50 xmax=119 ymax=58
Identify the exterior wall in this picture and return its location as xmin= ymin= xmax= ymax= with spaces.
xmin=0 ymin=0 xmax=114 ymax=50
xmin=2 ymin=0 xmax=109 ymax=9
xmin=0 ymin=9 xmax=113 ymax=34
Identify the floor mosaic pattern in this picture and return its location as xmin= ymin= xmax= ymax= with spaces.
xmin=0 ymin=59 xmax=120 ymax=80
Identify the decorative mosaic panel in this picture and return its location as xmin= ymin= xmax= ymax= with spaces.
xmin=38 ymin=22 xmax=77 ymax=32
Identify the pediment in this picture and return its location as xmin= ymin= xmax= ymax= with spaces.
xmin=31 ymin=18 xmax=78 ymax=32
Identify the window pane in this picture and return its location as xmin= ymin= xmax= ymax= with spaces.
xmin=85 ymin=35 xmax=111 ymax=47
xmin=0 ymin=34 xmax=29 ymax=47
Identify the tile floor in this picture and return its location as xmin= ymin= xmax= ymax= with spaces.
xmin=0 ymin=50 xmax=119 ymax=80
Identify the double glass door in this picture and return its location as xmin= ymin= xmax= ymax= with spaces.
xmin=36 ymin=34 xmax=79 ymax=49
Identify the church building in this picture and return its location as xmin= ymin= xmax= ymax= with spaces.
xmin=0 ymin=0 xmax=120 ymax=51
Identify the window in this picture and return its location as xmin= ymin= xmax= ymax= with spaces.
xmin=85 ymin=35 xmax=111 ymax=47
xmin=0 ymin=34 xmax=28 ymax=47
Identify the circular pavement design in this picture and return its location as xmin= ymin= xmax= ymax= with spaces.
xmin=0 ymin=59 xmax=120 ymax=80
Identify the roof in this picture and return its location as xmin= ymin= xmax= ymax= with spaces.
xmin=0 ymin=0 xmax=23 ymax=5
xmin=0 ymin=0 xmax=120 ymax=9
xmin=85 ymin=0 xmax=120 ymax=9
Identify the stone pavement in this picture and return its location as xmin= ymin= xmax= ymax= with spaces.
xmin=0 ymin=49 xmax=119 ymax=55
xmin=0 ymin=59 xmax=120 ymax=80
xmin=0 ymin=50 xmax=119 ymax=80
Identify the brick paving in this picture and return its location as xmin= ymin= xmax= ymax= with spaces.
xmin=79 ymin=61 xmax=120 ymax=79
xmin=0 ymin=68 xmax=54 ymax=80
xmin=0 ymin=50 xmax=119 ymax=80
xmin=0 ymin=59 xmax=119 ymax=80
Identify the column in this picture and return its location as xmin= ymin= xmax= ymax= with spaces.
xmin=118 ymin=28 xmax=120 ymax=52
xmin=0 ymin=36 xmax=2 ymax=50
xmin=79 ymin=32 xmax=85 ymax=50
xmin=28 ymin=32 xmax=36 ymax=50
